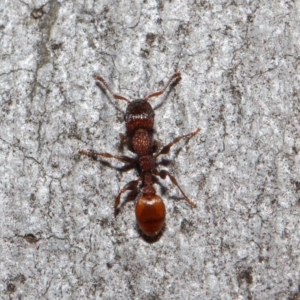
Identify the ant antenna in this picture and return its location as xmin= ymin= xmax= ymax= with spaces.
xmin=144 ymin=72 xmax=181 ymax=102
xmin=95 ymin=75 xmax=130 ymax=103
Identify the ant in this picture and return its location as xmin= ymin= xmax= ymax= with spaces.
xmin=80 ymin=72 xmax=200 ymax=236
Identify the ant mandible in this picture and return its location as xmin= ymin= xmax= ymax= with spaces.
xmin=80 ymin=72 xmax=200 ymax=236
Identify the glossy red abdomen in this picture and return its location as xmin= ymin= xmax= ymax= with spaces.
xmin=135 ymin=194 xmax=166 ymax=236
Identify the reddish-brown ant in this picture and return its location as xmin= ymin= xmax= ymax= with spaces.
xmin=80 ymin=72 xmax=200 ymax=236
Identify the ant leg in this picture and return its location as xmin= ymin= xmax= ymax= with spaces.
xmin=119 ymin=133 xmax=128 ymax=149
xmin=114 ymin=178 xmax=141 ymax=209
xmin=119 ymin=133 xmax=128 ymax=145
xmin=95 ymin=75 xmax=130 ymax=103
xmin=155 ymin=128 xmax=201 ymax=158
xmin=156 ymin=170 xmax=197 ymax=208
xmin=79 ymin=150 xmax=135 ymax=164
xmin=144 ymin=72 xmax=181 ymax=101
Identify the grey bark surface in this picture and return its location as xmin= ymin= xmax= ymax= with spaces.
xmin=0 ymin=0 xmax=299 ymax=299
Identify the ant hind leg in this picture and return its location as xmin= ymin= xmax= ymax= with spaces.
xmin=156 ymin=169 xmax=197 ymax=208
xmin=114 ymin=178 xmax=141 ymax=209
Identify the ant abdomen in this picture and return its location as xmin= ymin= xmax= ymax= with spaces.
xmin=135 ymin=193 xmax=166 ymax=237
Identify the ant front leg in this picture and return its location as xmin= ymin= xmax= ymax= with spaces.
xmin=79 ymin=150 xmax=135 ymax=164
xmin=155 ymin=128 xmax=201 ymax=158
xmin=155 ymin=170 xmax=197 ymax=208
xmin=118 ymin=133 xmax=128 ymax=152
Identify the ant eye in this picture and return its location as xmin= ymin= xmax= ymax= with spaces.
xmin=80 ymin=73 xmax=199 ymax=237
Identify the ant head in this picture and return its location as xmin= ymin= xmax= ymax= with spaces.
xmin=125 ymin=100 xmax=155 ymax=133
xmin=135 ymin=191 xmax=166 ymax=237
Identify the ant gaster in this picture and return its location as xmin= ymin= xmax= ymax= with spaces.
xmin=80 ymin=72 xmax=200 ymax=236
